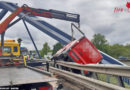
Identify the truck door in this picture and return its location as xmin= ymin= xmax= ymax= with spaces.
xmin=13 ymin=46 xmax=19 ymax=56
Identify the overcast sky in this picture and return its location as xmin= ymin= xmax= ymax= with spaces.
xmin=0 ymin=0 xmax=130 ymax=50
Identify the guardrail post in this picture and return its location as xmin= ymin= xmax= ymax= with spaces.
xmin=106 ymin=75 xmax=110 ymax=83
xmin=92 ymin=73 xmax=98 ymax=79
xmin=117 ymin=76 xmax=125 ymax=87
xmin=46 ymin=61 xmax=49 ymax=72
xmin=53 ymin=60 xmax=56 ymax=67
xmin=81 ymin=70 xmax=85 ymax=76
xmin=69 ymin=68 xmax=73 ymax=72
xmin=58 ymin=65 xmax=62 ymax=70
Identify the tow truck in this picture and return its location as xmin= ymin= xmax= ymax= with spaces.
xmin=0 ymin=40 xmax=21 ymax=57
xmin=0 ymin=1 xmax=102 ymax=88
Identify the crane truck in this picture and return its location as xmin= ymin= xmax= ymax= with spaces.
xmin=0 ymin=2 xmax=102 ymax=65
xmin=0 ymin=1 xmax=102 ymax=88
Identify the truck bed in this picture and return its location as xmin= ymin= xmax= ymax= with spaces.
xmin=0 ymin=67 xmax=57 ymax=86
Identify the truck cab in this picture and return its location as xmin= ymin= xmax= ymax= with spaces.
xmin=0 ymin=40 xmax=21 ymax=59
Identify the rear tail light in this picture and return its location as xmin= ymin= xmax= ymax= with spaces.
xmin=39 ymin=86 xmax=52 ymax=90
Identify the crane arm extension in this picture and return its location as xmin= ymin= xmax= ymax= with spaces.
xmin=22 ymin=7 xmax=80 ymax=23
xmin=0 ymin=5 xmax=80 ymax=34
xmin=0 ymin=8 xmax=23 ymax=34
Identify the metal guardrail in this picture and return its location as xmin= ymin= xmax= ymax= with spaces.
xmin=26 ymin=65 xmax=53 ymax=77
xmin=50 ymin=67 xmax=128 ymax=90
xmin=32 ymin=59 xmax=51 ymax=62
xmin=32 ymin=60 xmax=130 ymax=77
xmin=33 ymin=59 xmax=130 ymax=88
xmin=56 ymin=61 xmax=130 ymax=78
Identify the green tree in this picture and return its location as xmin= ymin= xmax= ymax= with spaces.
xmin=52 ymin=42 xmax=63 ymax=55
xmin=122 ymin=44 xmax=130 ymax=59
xmin=108 ymin=44 xmax=125 ymax=58
xmin=91 ymin=33 xmax=109 ymax=53
xmin=91 ymin=33 xmax=130 ymax=59
xmin=40 ymin=42 xmax=50 ymax=58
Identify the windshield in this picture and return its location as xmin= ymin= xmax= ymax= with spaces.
xmin=3 ymin=47 xmax=11 ymax=53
